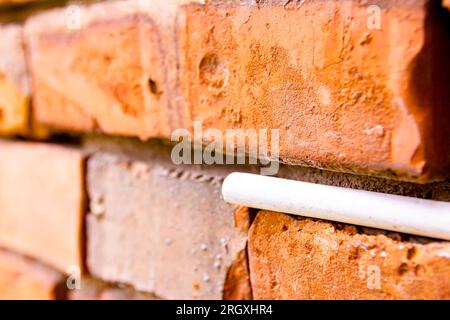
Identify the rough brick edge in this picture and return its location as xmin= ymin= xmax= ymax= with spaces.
xmin=248 ymin=210 xmax=450 ymax=300
xmin=222 ymin=247 xmax=253 ymax=300
xmin=223 ymin=206 xmax=259 ymax=300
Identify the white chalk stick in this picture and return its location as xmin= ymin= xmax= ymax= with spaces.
xmin=222 ymin=172 xmax=450 ymax=240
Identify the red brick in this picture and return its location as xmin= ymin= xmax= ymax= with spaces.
xmin=26 ymin=1 xmax=450 ymax=181
xmin=0 ymin=249 xmax=64 ymax=300
xmin=84 ymin=136 xmax=248 ymax=300
xmin=0 ymin=140 xmax=85 ymax=273
xmin=248 ymin=211 xmax=450 ymax=300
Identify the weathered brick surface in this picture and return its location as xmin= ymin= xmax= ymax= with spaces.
xmin=84 ymin=136 xmax=249 ymax=300
xmin=0 ymin=140 xmax=85 ymax=273
xmin=248 ymin=211 xmax=450 ymax=300
xmin=0 ymin=249 xmax=64 ymax=300
xmin=68 ymin=277 xmax=158 ymax=300
xmin=179 ymin=0 xmax=450 ymax=182
xmin=1 ymin=0 xmax=448 ymax=301
xmin=25 ymin=0 xmax=184 ymax=136
xmin=25 ymin=0 xmax=450 ymax=181
xmin=0 ymin=24 xmax=29 ymax=135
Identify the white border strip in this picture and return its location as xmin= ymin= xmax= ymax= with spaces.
xmin=222 ymin=173 xmax=450 ymax=240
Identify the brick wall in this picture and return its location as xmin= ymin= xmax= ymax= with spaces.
xmin=0 ymin=0 xmax=449 ymax=300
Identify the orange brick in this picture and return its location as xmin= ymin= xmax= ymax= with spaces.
xmin=26 ymin=1 xmax=450 ymax=181
xmin=0 ymin=249 xmax=64 ymax=300
xmin=24 ymin=0 xmax=180 ymax=137
xmin=248 ymin=211 xmax=450 ymax=300
xmin=178 ymin=1 xmax=450 ymax=182
xmin=222 ymin=249 xmax=252 ymax=300
xmin=0 ymin=24 xmax=29 ymax=135
xmin=233 ymin=206 xmax=256 ymax=233
xmin=0 ymin=140 xmax=85 ymax=273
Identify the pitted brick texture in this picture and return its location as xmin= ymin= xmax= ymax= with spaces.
xmin=248 ymin=210 xmax=450 ymax=300
xmin=85 ymin=136 xmax=249 ymax=300
xmin=25 ymin=0 xmax=450 ymax=181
